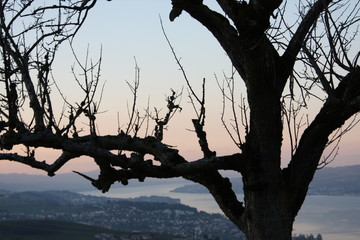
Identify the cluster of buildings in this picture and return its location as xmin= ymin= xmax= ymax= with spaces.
xmin=0 ymin=191 xmax=244 ymax=240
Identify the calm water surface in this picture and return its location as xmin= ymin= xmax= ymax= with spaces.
xmin=82 ymin=182 xmax=360 ymax=240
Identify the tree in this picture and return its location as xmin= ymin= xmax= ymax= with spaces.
xmin=316 ymin=234 xmax=323 ymax=240
xmin=1 ymin=1 xmax=359 ymax=240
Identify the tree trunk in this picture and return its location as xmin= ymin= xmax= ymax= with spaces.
xmin=243 ymin=185 xmax=293 ymax=240
xmin=237 ymin=32 xmax=293 ymax=240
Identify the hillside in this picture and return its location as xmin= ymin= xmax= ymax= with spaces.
xmin=0 ymin=219 xmax=176 ymax=240
xmin=0 ymin=191 xmax=324 ymax=240
xmin=0 ymin=191 xmax=244 ymax=240
xmin=308 ymin=165 xmax=360 ymax=195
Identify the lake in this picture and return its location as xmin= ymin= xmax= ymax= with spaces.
xmin=82 ymin=181 xmax=360 ymax=240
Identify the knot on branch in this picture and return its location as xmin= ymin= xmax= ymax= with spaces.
xmin=334 ymin=66 xmax=360 ymax=102
xmin=74 ymin=168 xmax=135 ymax=193
xmin=126 ymin=153 xmax=145 ymax=168
xmin=192 ymin=119 xmax=216 ymax=158
xmin=234 ymin=0 xmax=281 ymax=35
xmin=154 ymin=89 xmax=182 ymax=141
xmin=169 ymin=0 xmax=203 ymax=21
xmin=0 ymin=130 xmax=17 ymax=150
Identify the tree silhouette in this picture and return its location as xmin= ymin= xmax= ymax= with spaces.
xmin=1 ymin=1 xmax=359 ymax=240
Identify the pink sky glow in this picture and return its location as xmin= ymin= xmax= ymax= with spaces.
xmin=0 ymin=1 xmax=359 ymax=175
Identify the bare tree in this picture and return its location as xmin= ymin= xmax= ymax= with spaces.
xmin=1 ymin=1 xmax=360 ymax=240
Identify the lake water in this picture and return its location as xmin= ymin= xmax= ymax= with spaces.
xmin=82 ymin=181 xmax=360 ymax=240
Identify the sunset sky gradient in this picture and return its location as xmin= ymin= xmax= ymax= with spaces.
xmin=1 ymin=1 xmax=359 ymax=174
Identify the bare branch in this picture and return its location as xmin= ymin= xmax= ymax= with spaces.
xmin=153 ymin=89 xmax=182 ymax=141
xmin=281 ymin=0 xmax=332 ymax=87
xmin=160 ymin=16 xmax=202 ymax=106
xmin=216 ymin=71 xmax=243 ymax=149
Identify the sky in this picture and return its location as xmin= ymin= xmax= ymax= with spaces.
xmin=1 ymin=0 xmax=359 ymax=174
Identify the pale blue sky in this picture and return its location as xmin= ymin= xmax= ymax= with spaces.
xmin=1 ymin=1 xmax=359 ymax=174
xmin=52 ymin=1 xmax=239 ymax=164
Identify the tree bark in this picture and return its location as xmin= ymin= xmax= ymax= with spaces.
xmin=244 ymin=188 xmax=293 ymax=240
xmin=240 ymin=40 xmax=291 ymax=240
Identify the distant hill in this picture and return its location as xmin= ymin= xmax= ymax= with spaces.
xmin=0 ymin=171 xmax=97 ymax=192
xmin=0 ymin=191 xmax=321 ymax=240
xmin=0 ymin=219 xmax=177 ymax=240
xmin=171 ymin=165 xmax=360 ymax=196
xmin=0 ymin=190 xmax=180 ymax=212
xmin=0 ymin=190 xmax=244 ymax=240
xmin=308 ymin=165 xmax=360 ymax=195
